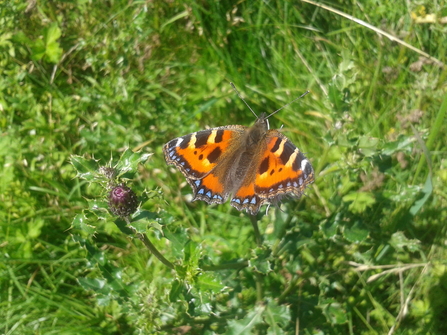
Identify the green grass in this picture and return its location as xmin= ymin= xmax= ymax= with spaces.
xmin=1 ymin=0 xmax=447 ymax=334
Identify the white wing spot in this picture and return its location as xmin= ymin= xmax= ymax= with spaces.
xmin=301 ymin=159 xmax=310 ymax=172
xmin=175 ymin=138 xmax=184 ymax=146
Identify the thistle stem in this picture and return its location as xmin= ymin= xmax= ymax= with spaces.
xmin=125 ymin=218 xmax=175 ymax=270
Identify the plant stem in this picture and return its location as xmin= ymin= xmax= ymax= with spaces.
xmin=137 ymin=232 xmax=175 ymax=270
xmin=249 ymin=214 xmax=262 ymax=246
xmin=125 ymin=218 xmax=175 ymax=270
xmin=249 ymin=214 xmax=264 ymax=302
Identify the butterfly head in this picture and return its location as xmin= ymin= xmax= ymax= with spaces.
xmin=230 ymin=83 xmax=309 ymax=133
xmin=255 ymin=112 xmax=270 ymax=130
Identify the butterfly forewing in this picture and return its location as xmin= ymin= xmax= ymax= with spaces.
xmin=164 ymin=125 xmax=247 ymax=204
xmin=164 ymin=127 xmax=239 ymax=179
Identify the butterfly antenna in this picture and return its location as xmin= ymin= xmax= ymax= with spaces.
xmin=230 ymin=82 xmax=258 ymax=118
xmin=266 ymin=90 xmax=310 ymax=119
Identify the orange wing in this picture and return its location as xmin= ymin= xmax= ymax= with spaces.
xmin=163 ymin=126 xmax=246 ymax=204
xmin=231 ymin=131 xmax=314 ymax=215
xmin=255 ymin=131 xmax=314 ymax=198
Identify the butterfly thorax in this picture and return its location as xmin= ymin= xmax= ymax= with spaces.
xmin=221 ymin=116 xmax=270 ymax=192
xmin=246 ymin=115 xmax=269 ymax=146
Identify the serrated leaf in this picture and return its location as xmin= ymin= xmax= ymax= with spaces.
xmin=78 ymin=277 xmax=108 ymax=293
xmin=264 ymin=301 xmax=291 ymax=335
xmin=97 ymin=295 xmax=112 ymax=307
xmin=227 ymin=305 xmax=265 ymax=335
xmin=321 ymin=302 xmax=347 ymax=324
xmin=383 ymin=185 xmax=421 ymax=202
xmin=164 ymin=227 xmax=189 ymax=258
xmin=196 ymin=272 xmax=224 ymax=293
xmin=28 ymin=218 xmax=44 ymax=239
xmin=45 ymin=23 xmax=61 ymax=45
xmin=321 ymin=216 xmax=338 ymax=238
xmin=87 ymin=199 xmax=109 ymax=215
xmin=343 ymin=221 xmax=369 ymax=243
xmin=72 ymin=213 xmax=96 ymax=234
xmin=70 ymin=155 xmax=98 ymax=181
xmin=128 ymin=210 xmax=157 ymax=234
xmin=127 ymin=220 xmax=147 ymax=234
xmin=113 ymin=218 xmax=134 ymax=235
xmin=389 ymin=232 xmax=420 ymax=252
xmin=132 ymin=209 xmax=159 ymax=222
xmin=249 ymin=247 xmax=272 ymax=274
xmin=115 ymin=149 xmax=152 ymax=178
xmin=169 ymin=279 xmax=184 ymax=302
xmin=12 ymin=31 xmax=31 ymax=44
xmin=184 ymin=240 xmax=201 ymax=268
xmin=343 ymin=192 xmax=375 ymax=213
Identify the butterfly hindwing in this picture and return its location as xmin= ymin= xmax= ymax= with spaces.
xmin=230 ymin=131 xmax=314 ymax=215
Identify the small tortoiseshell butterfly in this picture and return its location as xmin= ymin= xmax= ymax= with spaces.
xmin=163 ymin=84 xmax=314 ymax=215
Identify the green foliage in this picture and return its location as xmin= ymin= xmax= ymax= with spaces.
xmin=1 ymin=0 xmax=447 ymax=334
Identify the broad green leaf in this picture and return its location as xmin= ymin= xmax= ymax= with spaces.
xmin=358 ymin=136 xmax=379 ymax=157
xmin=339 ymin=175 xmax=357 ymax=195
xmin=30 ymin=39 xmax=46 ymax=60
xmin=184 ymin=240 xmax=201 ymax=268
xmin=28 ymin=218 xmax=44 ymax=239
xmin=321 ymin=215 xmax=339 ymax=238
xmin=12 ymin=31 xmax=31 ymax=44
xmin=382 ymin=135 xmax=414 ymax=155
xmin=45 ymin=41 xmax=63 ymax=63
xmin=343 ymin=222 xmax=369 ymax=243
xmin=128 ymin=219 xmax=148 ymax=234
xmin=169 ymin=279 xmax=184 ymax=302
xmin=113 ymin=218 xmax=134 ymax=235
xmin=127 ymin=210 xmax=159 ymax=234
xmin=88 ymin=199 xmax=109 ymax=214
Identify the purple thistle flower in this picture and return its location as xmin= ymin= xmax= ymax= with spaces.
xmin=108 ymin=184 xmax=138 ymax=218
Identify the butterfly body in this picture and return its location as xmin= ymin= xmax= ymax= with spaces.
xmin=163 ymin=113 xmax=314 ymax=215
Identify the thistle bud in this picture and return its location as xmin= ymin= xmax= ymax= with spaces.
xmin=99 ymin=166 xmax=116 ymax=180
xmin=108 ymin=184 xmax=138 ymax=217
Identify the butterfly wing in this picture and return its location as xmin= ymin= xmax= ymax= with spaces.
xmin=231 ymin=131 xmax=314 ymax=215
xmin=163 ymin=126 xmax=246 ymax=204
